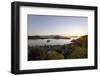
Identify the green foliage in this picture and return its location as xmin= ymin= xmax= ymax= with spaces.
xmin=67 ymin=46 xmax=87 ymax=58
xmin=48 ymin=51 xmax=64 ymax=59
xmin=67 ymin=35 xmax=88 ymax=59
xmin=53 ymin=47 xmax=62 ymax=53
xmin=79 ymin=35 xmax=88 ymax=41
xmin=28 ymin=47 xmax=48 ymax=60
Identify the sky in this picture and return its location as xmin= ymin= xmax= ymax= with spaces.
xmin=28 ymin=15 xmax=88 ymax=36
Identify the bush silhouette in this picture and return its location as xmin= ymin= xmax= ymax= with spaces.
xmin=28 ymin=47 xmax=48 ymax=60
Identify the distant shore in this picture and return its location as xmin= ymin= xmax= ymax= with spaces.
xmin=28 ymin=35 xmax=72 ymax=39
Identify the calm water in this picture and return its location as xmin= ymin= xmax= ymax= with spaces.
xmin=28 ymin=39 xmax=72 ymax=46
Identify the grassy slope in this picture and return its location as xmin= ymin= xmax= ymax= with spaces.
xmin=67 ymin=35 xmax=88 ymax=59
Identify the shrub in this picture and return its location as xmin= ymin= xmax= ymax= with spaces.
xmin=28 ymin=47 xmax=48 ymax=60
xmin=52 ymin=47 xmax=62 ymax=54
xmin=67 ymin=46 xmax=87 ymax=59
xmin=48 ymin=51 xmax=64 ymax=59
xmin=67 ymin=35 xmax=88 ymax=59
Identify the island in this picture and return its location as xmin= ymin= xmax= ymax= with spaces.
xmin=28 ymin=35 xmax=71 ymax=39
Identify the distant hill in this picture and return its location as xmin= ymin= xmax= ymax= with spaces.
xmin=28 ymin=35 xmax=71 ymax=39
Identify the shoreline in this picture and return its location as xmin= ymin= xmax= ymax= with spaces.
xmin=28 ymin=35 xmax=88 ymax=60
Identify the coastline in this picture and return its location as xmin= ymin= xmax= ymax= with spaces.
xmin=28 ymin=35 xmax=88 ymax=61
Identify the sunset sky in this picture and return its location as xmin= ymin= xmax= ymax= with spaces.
xmin=28 ymin=15 xmax=88 ymax=36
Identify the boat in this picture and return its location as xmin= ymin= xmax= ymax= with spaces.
xmin=47 ymin=40 xmax=50 ymax=43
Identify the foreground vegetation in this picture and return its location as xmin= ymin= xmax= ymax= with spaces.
xmin=28 ymin=35 xmax=88 ymax=61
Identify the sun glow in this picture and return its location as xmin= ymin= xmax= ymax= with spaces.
xmin=30 ymin=30 xmax=87 ymax=37
xmin=64 ymin=26 xmax=88 ymax=36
